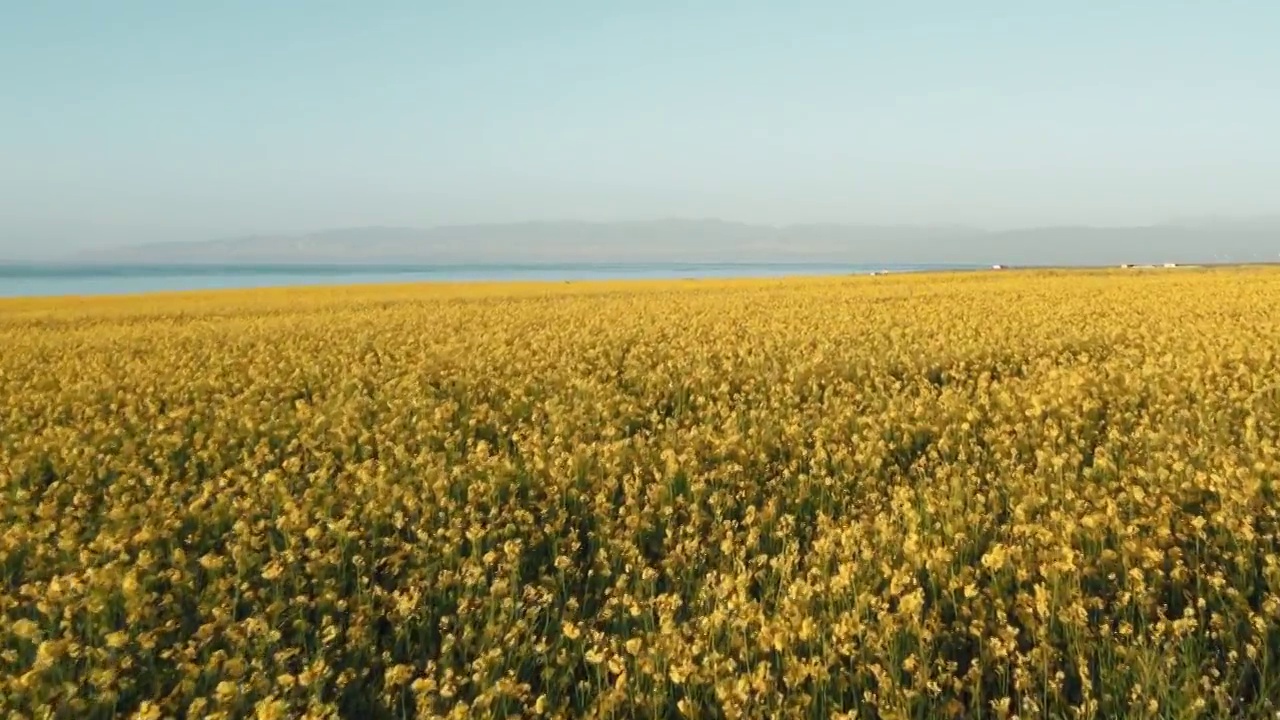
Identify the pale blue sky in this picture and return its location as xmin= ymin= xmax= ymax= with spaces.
xmin=3 ymin=1 xmax=1279 ymax=257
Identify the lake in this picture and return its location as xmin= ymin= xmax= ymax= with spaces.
xmin=0 ymin=262 xmax=971 ymax=299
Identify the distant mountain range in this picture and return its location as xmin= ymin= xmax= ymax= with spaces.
xmin=63 ymin=218 xmax=1280 ymax=267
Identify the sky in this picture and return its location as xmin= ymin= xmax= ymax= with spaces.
xmin=3 ymin=1 xmax=1280 ymax=258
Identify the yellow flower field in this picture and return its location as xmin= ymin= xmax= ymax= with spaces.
xmin=2 ymin=268 xmax=1279 ymax=719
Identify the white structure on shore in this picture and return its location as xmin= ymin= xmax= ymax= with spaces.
xmin=1120 ymin=263 xmax=1189 ymax=270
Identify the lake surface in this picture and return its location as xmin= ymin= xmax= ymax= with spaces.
xmin=0 ymin=262 xmax=971 ymax=299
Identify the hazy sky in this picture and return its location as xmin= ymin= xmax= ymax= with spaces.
xmin=3 ymin=2 xmax=1279 ymax=257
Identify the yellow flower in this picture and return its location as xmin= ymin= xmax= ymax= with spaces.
xmin=260 ymin=562 xmax=284 ymax=581
xmin=215 ymin=681 xmax=240 ymax=702
xmin=11 ymin=618 xmax=41 ymax=642
xmin=254 ymin=698 xmax=290 ymax=720
xmin=981 ymin=544 xmax=1009 ymax=572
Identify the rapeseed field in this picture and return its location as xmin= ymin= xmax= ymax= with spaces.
xmin=3 ymin=269 xmax=1279 ymax=719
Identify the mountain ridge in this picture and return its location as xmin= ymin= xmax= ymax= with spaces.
xmin=67 ymin=218 xmax=1280 ymax=267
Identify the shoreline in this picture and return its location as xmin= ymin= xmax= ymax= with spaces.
xmin=1 ymin=261 xmax=1277 ymax=303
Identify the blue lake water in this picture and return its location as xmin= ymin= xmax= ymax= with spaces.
xmin=0 ymin=262 xmax=971 ymax=299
